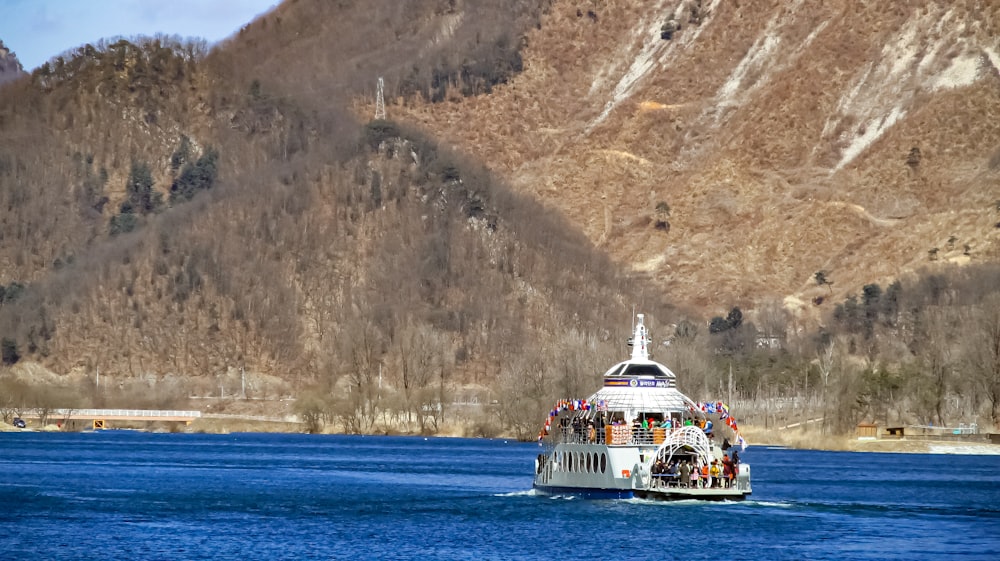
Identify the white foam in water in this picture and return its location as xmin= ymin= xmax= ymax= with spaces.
xmin=493 ymin=490 xmax=537 ymax=497
xmin=625 ymin=497 xmax=709 ymax=506
xmin=747 ymin=500 xmax=793 ymax=508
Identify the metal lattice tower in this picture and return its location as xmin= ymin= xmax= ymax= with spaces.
xmin=374 ymin=77 xmax=386 ymax=120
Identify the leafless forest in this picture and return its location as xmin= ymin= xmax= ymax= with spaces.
xmin=1 ymin=0 xmax=998 ymax=437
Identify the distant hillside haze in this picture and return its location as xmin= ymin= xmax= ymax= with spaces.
xmin=0 ymin=40 xmax=25 ymax=86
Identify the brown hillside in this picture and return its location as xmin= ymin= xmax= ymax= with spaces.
xmin=0 ymin=5 xmax=657 ymax=430
xmin=388 ymin=0 xmax=1000 ymax=322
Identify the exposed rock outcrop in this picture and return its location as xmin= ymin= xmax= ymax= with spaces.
xmin=0 ymin=40 xmax=26 ymax=87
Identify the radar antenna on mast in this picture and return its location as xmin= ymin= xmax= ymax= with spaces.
xmin=374 ymin=76 xmax=386 ymax=120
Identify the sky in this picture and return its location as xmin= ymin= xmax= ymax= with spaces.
xmin=0 ymin=0 xmax=279 ymax=71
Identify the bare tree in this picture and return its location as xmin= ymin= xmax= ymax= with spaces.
xmin=337 ymin=303 xmax=386 ymax=431
xmin=393 ymin=319 xmax=445 ymax=432
xmin=0 ymin=372 xmax=29 ymax=423
xmin=966 ymin=294 xmax=1000 ymax=428
xmin=909 ymin=306 xmax=958 ymax=426
xmin=495 ymin=353 xmax=550 ymax=441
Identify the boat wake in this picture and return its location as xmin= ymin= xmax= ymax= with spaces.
xmin=493 ymin=489 xmax=539 ymax=497
xmin=623 ymin=497 xmax=714 ymax=506
xmin=743 ymin=500 xmax=793 ymax=508
xmin=541 ymin=493 xmax=580 ymax=501
xmin=622 ymin=497 xmax=794 ymax=508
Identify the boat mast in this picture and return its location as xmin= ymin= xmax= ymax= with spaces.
xmin=631 ymin=314 xmax=649 ymax=361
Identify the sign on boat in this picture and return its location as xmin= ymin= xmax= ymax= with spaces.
xmin=532 ymin=314 xmax=752 ymax=500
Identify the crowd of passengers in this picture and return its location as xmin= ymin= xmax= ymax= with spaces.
xmin=559 ymin=412 xmax=718 ymax=445
xmin=651 ymin=451 xmax=741 ymax=489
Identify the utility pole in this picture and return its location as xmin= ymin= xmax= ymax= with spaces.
xmin=728 ymin=363 xmax=733 ymax=405
xmin=374 ymin=77 xmax=386 ymax=120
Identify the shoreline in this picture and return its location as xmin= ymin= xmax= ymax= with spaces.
xmin=4 ymin=420 xmax=1000 ymax=455
xmin=741 ymin=425 xmax=1000 ymax=455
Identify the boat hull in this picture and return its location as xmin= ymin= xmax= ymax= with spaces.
xmin=633 ymin=487 xmax=750 ymax=501
xmin=533 ymin=483 xmax=750 ymax=501
xmin=533 ymin=441 xmax=752 ymax=501
xmin=532 ymin=484 xmax=636 ymax=500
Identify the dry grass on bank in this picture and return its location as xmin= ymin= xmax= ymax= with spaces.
xmin=185 ymin=418 xmax=303 ymax=434
xmin=741 ymin=425 xmax=856 ymax=451
xmin=741 ymin=424 xmax=1000 ymax=454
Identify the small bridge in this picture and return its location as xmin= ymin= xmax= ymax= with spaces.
xmin=21 ymin=408 xmax=202 ymax=422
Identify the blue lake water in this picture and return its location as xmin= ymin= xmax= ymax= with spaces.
xmin=1 ymin=432 xmax=998 ymax=560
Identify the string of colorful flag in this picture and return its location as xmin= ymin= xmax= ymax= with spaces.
xmin=538 ymin=399 xmax=600 ymax=441
xmin=692 ymin=401 xmax=748 ymax=450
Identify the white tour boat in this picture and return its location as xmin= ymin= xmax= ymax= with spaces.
xmin=533 ymin=314 xmax=752 ymax=500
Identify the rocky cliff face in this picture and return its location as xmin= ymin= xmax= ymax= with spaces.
xmin=393 ymin=0 xmax=1000 ymax=322
xmin=0 ymin=40 xmax=25 ymax=87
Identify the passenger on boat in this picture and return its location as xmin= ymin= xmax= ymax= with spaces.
xmin=666 ymin=461 xmax=679 ymax=486
xmin=678 ymin=461 xmax=691 ymax=488
xmin=710 ymin=460 xmax=722 ymax=488
xmin=700 ymin=462 xmax=710 ymax=488
xmin=722 ymin=458 xmax=733 ymax=488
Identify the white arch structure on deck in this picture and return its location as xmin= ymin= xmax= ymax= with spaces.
xmin=654 ymin=425 xmax=713 ymax=465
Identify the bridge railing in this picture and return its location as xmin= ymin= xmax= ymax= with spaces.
xmin=22 ymin=408 xmax=202 ymax=419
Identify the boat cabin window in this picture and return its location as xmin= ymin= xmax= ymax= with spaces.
xmin=605 ymin=362 xmax=673 ymax=378
xmin=620 ymin=364 xmax=667 ymax=377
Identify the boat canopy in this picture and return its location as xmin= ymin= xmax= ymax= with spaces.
xmin=588 ymin=384 xmax=689 ymax=420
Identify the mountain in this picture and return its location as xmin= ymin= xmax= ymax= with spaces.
xmin=0 ymin=40 xmax=25 ymax=87
xmin=0 ymin=4 xmax=651 ymax=432
xmin=1 ymin=0 xmax=999 ymax=435
xmin=389 ymin=0 xmax=1000 ymax=322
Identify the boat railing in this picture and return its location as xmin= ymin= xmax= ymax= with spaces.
xmin=555 ymin=426 xmax=684 ymax=446
xmin=557 ymin=426 xmax=607 ymax=444
xmin=631 ymin=428 xmax=657 ymax=445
